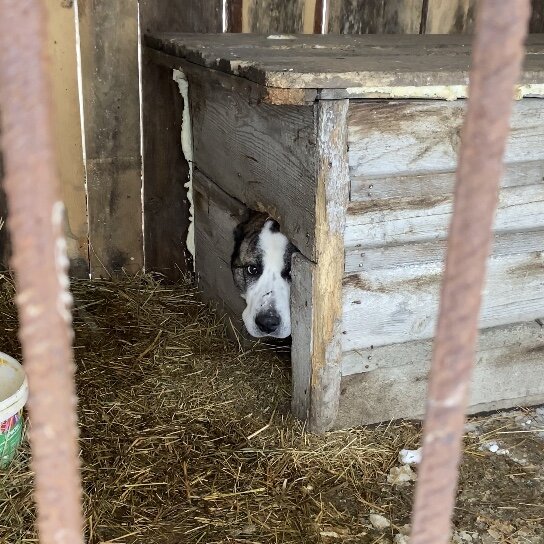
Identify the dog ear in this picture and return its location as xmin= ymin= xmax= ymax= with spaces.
xmin=267 ymin=219 xmax=280 ymax=233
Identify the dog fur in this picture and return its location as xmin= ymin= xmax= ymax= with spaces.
xmin=231 ymin=212 xmax=296 ymax=338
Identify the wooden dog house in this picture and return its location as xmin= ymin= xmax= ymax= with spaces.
xmin=144 ymin=33 xmax=544 ymax=432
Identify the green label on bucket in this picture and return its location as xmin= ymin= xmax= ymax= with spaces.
xmin=0 ymin=413 xmax=23 ymax=468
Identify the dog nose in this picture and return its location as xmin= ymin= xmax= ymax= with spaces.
xmin=255 ymin=310 xmax=281 ymax=334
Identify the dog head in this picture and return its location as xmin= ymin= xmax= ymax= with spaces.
xmin=231 ymin=212 xmax=296 ymax=338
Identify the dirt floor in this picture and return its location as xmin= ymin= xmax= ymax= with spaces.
xmin=0 ymin=276 xmax=543 ymax=544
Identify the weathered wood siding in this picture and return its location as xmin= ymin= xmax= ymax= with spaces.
xmin=0 ymin=139 xmax=8 ymax=269
xmin=335 ymin=321 xmax=544 ymax=427
xmin=192 ymin=170 xmax=246 ymax=323
xmin=140 ymin=1 xmax=223 ymax=279
xmin=342 ymin=251 xmax=544 ymax=350
xmin=46 ymin=0 xmax=88 ymax=277
xmin=343 ymin=98 xmax=544 ymax=353
xmin=290 ymin=100 xmax=349 ymax=432
xmin=78 ymin=0 xmax=143 ymax=277
xmin=329 ymin=0 xmax=424 ymax=34
xmin=188 ymin=75 xmax=317 ymax=261
xmin=423 ymin=0 xmax=476 ymax=34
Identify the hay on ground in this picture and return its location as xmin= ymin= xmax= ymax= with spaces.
xmin=0 ymin=275 xmax=542 ymax=544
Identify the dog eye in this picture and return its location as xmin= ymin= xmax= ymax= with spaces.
xmin=246 ymin=265 xmax=260 ymax=276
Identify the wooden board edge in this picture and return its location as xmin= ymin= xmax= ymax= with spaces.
xmin=144 ymin=47 xmax=317 ymax=105
xmin=305 ymin=99 xmax=349 ymax=433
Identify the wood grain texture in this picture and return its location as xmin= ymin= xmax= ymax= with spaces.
xmin=46 ymin=0 xmax=88 ymax=277
xmin=329 ymin=0 xmax=422 ymax=34
xmin=424 ymin=0 xmax=475 ymax=34
xmin=146 ymin=33 xmax=544 ymax=89
xmin=341 ymin=250 xmax=544 ymax=351
xmin=228 ymin=0 xmax=244 ymax=32
xmin=345 ymin=184 xmax=544 ymax=248
xmin=141 ymin=55 xmax=191 ymax=279
xmin=139 ymin=1 xmax=222 ymax=280
xmin=188 ymin=75 xmax=317 ymax=260
xmin=145 ymin=48 xmax=317 ymax=106
xmin=78 ymin=0 xmax=142 ymax=277
xmin=348 ymin=99 xmax=544 ymax=181
xmin=242 ymin=0 xmax=306 ymax=33
xmin=530 ymin=0 xmax=544 ymax=32
xmin=0 ymin=143 xmax=8 ymax=269
xmin=346 ymin=230 xmax=544 ymax=273
xmin=140 ymin=0 xmax=222 ymax=34
xmin=290 ymin=252 xmax=314 ymax=421
xmin=351 ymin=161 xmax=544 ymax=203
xmin=335 ymin=321 xmax=544 ymax=427
xmin=305 ymin=100 xmax=349 ymax=433
xmin=329 ymin=0 xmax=385 ymax=34
xmin=193 ymin=170 xmax=247 ymax=326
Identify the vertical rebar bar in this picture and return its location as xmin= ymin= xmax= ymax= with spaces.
xmin=410 ymin=1 xmax=531 ymax=543
xmin=0 ymin=2 xmax=84 ymax=544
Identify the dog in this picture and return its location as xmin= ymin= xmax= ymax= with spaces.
xmin=231 ymin=212 xmax=297 ymax=338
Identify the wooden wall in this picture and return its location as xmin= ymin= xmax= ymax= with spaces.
xmin=232 ymin=0 xmax=543 ymax=34
xmin=1 ymin=0 xmax=543 ymax=275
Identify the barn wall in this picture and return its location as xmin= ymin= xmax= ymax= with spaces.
xmin=2 ymin=1 xmax=542 ymax=276
xmin=235 ymin=0 xmax=543 ymax=34
xmin=46 ymin=0 xmax=88 ymax=278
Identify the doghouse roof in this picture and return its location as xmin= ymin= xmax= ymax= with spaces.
xmin=145 ymin=33 xmax=544 ymax=100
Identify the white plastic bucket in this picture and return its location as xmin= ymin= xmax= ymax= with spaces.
xmin=0 ymin=352 xmax=28 ymax=467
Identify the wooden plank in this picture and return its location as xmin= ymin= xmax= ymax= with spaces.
xmin=329 ymin=0 xmax=385 ymax=34
xmin=0 ymin=142 xmax=9 ymax=269
xmin=341 ymin=251 xmax=544 ymax=351
xmin=146 ymin=32 xmax=544 ymax=89
xmin=141 ymin=52 xmax=192 ymax=279
xmin=78 ymin=0 xmax=142 ymax=277
xmin=227 ymin=0 xmax=244 ymax=32
xmin=140 ymin=0 xmax=222 ymax=34
xmin=334 ymin=321 xmax=544 ymax=427
xmin=345 ymin=184 xmax=544 ymax=248
xmin=145 ymin=48 xmax=317 ymax=106
xmin=424 ymin=0 xmax=475 ymax=34
xmin=382 ymin=0 xmax=423 ymax=33
xmin=146 ymin=33 xmax=544 ymax=89
xmin=46 ymin=0 xmax=88 ymax=277
xmin=341 ymin=319 xmax=544 ymax=377
xmin=290 ymin=252 xmax=314 ymax=421
xmin=348 ymin=99 xmax=544 ymax=181
xmin=346 ymin=230 xmax=544 ymax=273
xmin=351 ymin=161 xmax=544 ymax=202
xmin=303 ymin=100 xmax=349 ymax=433
xmin=242 ymin=0 xmax=306 ymax=33
xmin=329 ymin=0 xmax=422 ymax=34
xmin=193 ymin=170 xmax=247 ymax=327
xmin=139 ymin=2 xmax=223 ymax=280
xmin=530 ymin=0 xmax=544 ymax=32
xmin=188 ymin=74 xmax=317 ymax=260
xmin=303 ymin=0 xmax=318 ymax=34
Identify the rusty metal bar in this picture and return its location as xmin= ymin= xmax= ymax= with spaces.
xmin=0 ymin=2 xmax=84 ymax=544
xmin=410 ymin=1 xmax=531 ymax=543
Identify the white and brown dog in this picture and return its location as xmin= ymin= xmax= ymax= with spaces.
xmin=231 ymin=212 xmax=296 ymax=338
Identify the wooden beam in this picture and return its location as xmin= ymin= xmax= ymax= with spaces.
xmin=424 ymin=0 xmax=475 ymax=34
xmin=46 ymin=0 xmax=88 ymax=277
xmin=291 ymin=100 xmax=349 ymax=432
xmin=242 ymin=0 xmax=307 ymax=33
xmin=77 ymin=0 xmax=143 ymax=277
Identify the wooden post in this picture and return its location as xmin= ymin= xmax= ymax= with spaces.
xmin=77 ymin=0 xmax=143 ymax=277
xmin=291 ymin=100 xmax=349 ymax=432
xmin=46 ymin=0 xmax=88 ymax=277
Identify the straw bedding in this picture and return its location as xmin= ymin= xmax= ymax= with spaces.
xmin=0 ymin=275 xmax=542 ymax=544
